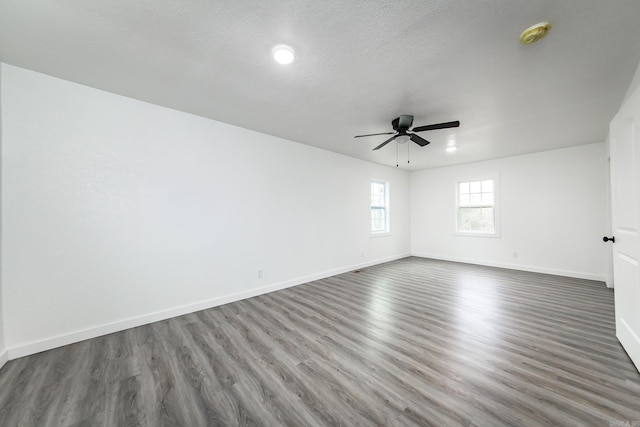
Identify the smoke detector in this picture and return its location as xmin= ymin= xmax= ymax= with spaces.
xmin=520 ymin=22 xmax=551 ymax=45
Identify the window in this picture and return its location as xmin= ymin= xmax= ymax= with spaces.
xmin=456 ymin=176 xmax=499 ymax=236
xmin=371 ymin=180 xmax=389 ymax=234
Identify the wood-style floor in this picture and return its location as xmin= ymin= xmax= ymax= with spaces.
xmin=1 ymin=257 xmax=639 ymax=426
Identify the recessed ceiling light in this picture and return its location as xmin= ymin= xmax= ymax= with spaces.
xmin=272 ymin=45 xmax=295 ymax=64
xmin=520 ymin=22 xmax=551 ymax=45
xmin=446 ymin=146 xmax=457 ymax=153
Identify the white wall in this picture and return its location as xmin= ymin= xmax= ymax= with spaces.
xmin=410 ymin=143 xmax=608 ymax=281
xmin=0 ymin=67 xmax=6 ymax=370
xmin=0 ymin=60 xmax=618 ymax=361
xmin=1 ymin=64 xmax=410 ymax=357
xmin=624 ymin=58 xmax=640 ymax=103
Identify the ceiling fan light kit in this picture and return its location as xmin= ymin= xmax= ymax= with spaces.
xmin=396 ymin=135 xmax=411 ymax=144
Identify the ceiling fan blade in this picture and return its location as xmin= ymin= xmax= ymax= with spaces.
xmin=354 ymin=132 xmax=395 ymax=138
xmin=412 ymin=120 xmax=460 ymax=132
xmin=373 ymin=135 xmax=397 ymax=150
xmin=410 ymin=133 xmax=430 ymax=147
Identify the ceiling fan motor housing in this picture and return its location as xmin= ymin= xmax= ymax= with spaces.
xmin=393 ymin=115 xmax=414 ymax=131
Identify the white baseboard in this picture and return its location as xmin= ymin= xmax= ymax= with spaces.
xmin=0 ymin=349 xmax=8 ymax=371
xmin=411 ymin=253 xmax=607 ymax=283
xmin=7 ymin=253 xmax=411 ymax=360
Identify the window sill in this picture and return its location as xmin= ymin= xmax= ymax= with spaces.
xmin=454 ymin=231 xmax=501 ymax=238
xmin=370 ymin=232 xmax=391 ymax=238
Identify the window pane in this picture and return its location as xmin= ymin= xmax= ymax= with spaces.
xmin=481 ymin=207 xmax=494 ymax=232
xmin=371 ymin=208 xmax=386 ymax=232
xmin=371 ymin=180 xmax=385 ymax=207
xmin=482 ymin=192 xmax=494 ymax=205
xmin=458 ymin=207 xmax=482 ymax=231
xmin=457 ymin=177 xmax=497 ymax=235
xmin=481 ymin=180 xmax=493 ymax=192
xmin=371 ymin=180 xmax=389 ymax=233
xmin=458 ymin=206 xmax=495 ymax=232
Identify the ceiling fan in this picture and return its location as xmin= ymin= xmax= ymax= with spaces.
xmin=354 ymin=115 xmax=460 ymax=150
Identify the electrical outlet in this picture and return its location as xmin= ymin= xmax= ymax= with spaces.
xmin=257 ymin=269 xmax=263 ymax=278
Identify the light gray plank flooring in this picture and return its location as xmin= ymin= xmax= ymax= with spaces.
xmin=1 ymin=257 xmax=639 ymax=426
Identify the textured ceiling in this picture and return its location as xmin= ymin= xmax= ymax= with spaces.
xmin=1 ymin=0 xmax=640 ymax=170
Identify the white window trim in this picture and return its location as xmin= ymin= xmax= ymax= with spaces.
xmin=454 ymin=173 xmax=501 ymax=238
xmin=370 ymin=179 xmax=390 ymax=237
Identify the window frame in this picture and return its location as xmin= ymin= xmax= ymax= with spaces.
xmin=370 ymin=179 xmax=390 ymax=237
xmin=454 ymin=174 xmax=500 ymax=238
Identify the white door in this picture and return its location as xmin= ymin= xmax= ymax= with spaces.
xmin=610 ymin=85 xmax=640 ymax=372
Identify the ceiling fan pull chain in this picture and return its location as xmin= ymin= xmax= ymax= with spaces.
xmin=396 ymin=141 xmax=399 ymax=167
xmin=408 ymin=140 xmax=410 ymax=164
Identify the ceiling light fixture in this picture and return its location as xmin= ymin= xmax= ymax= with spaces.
xmin=272 ymin=45 xmax=295 ymax=64
xmin=520 ymin=22 xmax=551 ymax=45
xmin=396 ymin=135 xmax=411 ymax=144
